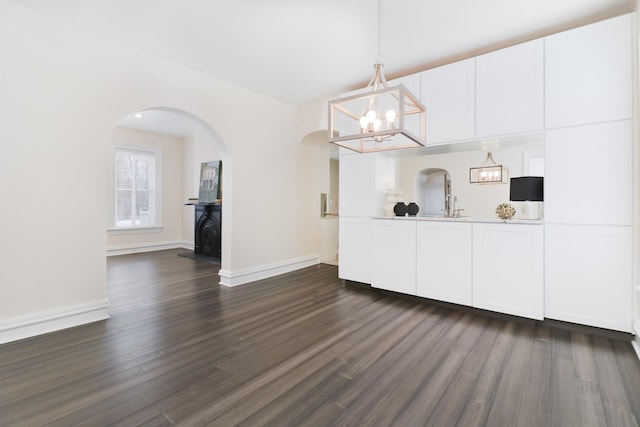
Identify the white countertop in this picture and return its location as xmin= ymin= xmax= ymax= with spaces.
xmin=373 ymin=215 xmax=543 ymax=225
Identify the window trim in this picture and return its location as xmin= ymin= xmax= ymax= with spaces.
xmin=108 ymin=142 xmax=163 ymax=231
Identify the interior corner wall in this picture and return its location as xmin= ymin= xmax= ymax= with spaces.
xmin=0 ymin=1 xmax=321 ymax=342
xmin=107 ymin=127 xmax=184 ymax=254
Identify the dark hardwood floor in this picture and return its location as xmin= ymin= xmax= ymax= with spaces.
xmin=1 ymin=249 xmax=639 ymax=426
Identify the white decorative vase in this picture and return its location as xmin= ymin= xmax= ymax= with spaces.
xmin=384 ymin=189 xmax=397 ymax=217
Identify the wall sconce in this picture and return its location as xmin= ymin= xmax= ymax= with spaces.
xmin=469 ymin=152 xmax=508 ymax=184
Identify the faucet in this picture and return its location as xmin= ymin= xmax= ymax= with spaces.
xmin=444 ymin=194 xmax=464 ymax=217
xmin=445 ymin=194 xmax=456 ymax=217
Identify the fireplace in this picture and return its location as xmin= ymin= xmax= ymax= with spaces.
xmin=194 ymin=203 xmax=221 ymax=260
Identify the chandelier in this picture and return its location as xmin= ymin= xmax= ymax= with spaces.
xmin=327 ymin=0 xmax=426 ymax=153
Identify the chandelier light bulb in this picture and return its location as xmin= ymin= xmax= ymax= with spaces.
xmin=385 ymin=110 xmax=396 ymax=126
xmin=359 ymin=116 xmax=369 ymax=129
xmin=366 ymin=110 xmax=377 ymax=121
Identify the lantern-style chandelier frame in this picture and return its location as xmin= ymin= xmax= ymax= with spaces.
xmin=327 ymin=0 xmax=426 ymax=153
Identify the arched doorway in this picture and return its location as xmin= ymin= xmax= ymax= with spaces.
xmin=106 ymin=107 xmax=230 ymax=271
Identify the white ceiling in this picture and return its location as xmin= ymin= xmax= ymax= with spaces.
xmin=12 ymin=0 xmax=635 ymax=135
xmin=116 ymin=109 xmax=203 ymax=138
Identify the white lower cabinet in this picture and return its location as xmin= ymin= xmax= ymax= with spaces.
xmin=338 ymin=217 xmax=371 ymax=283
xmin=545 ymin=224 xmax=632 ymax=332
xmin=416 ymin=221 xmax=472 ymax=305
xmin=472 ymin=223 xmax=544 ymax=320
xmin=371 ymin=220 xmax=417 ymax=295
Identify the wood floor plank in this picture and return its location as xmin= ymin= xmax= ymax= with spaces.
xmin=360 ymin=313 xmax=478 ymax=426
xmin=515 ymin=327 xmax=553 ymax=427
xmin=591 ymin=336 xmax=639 ymax=427
xmin=572 ymin=333 xmax=608 ymax=427
xmin=424 ymin=317 xmax=501 ymax=427
xmin=549 ymin=328 xmax=578 ymax=427
xmin=0 ymin=249 xmax=638 ymax=426
xmin=612 ymin=339 xmax=640 ymax=423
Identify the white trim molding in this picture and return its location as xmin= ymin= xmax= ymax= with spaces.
xmin=106 ymin=240 xmax=190 ymax=256
xmin=633 ymin=322 xmax=640 ymax=362
xmin=180 ymin=240 xmax=195 ymax=251
xmin=219 ymin=254 xmax=320 ymax=287
xmin=0 ymin=299 xmax=110 ymax=345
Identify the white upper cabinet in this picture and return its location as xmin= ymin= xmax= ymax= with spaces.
xmin=421 ymin=59 xmax=475 ymax=145
xmin=476 ymin=39 xmax=544 ymax=137
xmin=545 ymin=14 xmax=632 ymax=129
xmin=387 ymin=73 xmax=421 ymax=99
xmin=545 ymin=121 xmax=632 ymax=226
xmin=387 ymin=73 xmax=423 ymax=139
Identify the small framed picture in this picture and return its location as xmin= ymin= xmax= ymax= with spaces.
xmin=199 ymin=161 xmax=222 ymax=203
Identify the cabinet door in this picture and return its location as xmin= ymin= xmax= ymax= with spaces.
xmin=338 ymin=217 xmax=371 ymax=283
xmin=545 ymin=121 xmax=632 ymax=226
xmin=476 ymin=39 xmax=544 ymax=137
xmin=421 ymin=59 xmax=475 ymax=144
xmin=545 ymin=14 xmax=631 ymax=129
xmin=416 ymin=221 xmax=472 ymax=305
xmin=472 ymin=223 xmax=544 ymax=319
xmin=545 ymin=224 xmax=632 ymax=332
xmin=371 ymin=220 xmax=416 ymax=295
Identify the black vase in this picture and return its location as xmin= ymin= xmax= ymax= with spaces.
xmin=393 ymin=202 xmax=407 ymax=216
xmin=407 ymin=202 xmax=419 ymax=216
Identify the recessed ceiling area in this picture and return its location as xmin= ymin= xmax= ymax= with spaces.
xmin=12 ymin=0 xmax=635 ymax=106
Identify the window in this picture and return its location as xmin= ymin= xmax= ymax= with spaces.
xmin=109 ymin=144 xmax=161 ymax=229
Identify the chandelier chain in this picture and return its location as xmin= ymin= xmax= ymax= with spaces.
xmin=376 ymin=0 xmax=383 ymax=64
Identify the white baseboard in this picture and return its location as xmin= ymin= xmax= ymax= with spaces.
xmin=179 ymin=240 xmax=194 ymax=250
xmin=106 ymin=240 xmax=191 ymax=256
xmin=219 ymin=254 xmax=320 ymax=287
xmin=633 ymin=322 xmax=640 ymax=362
xmin=0 ymin=299 xmax=110 ymax=345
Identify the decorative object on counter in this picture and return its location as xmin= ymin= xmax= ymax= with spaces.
xmin=407 ymin=202 xmax=419 ymax=216
xmin=495 ymin=203 xmax=516 ymax=220
xmin=510 ymin=176 xmax=544 ymax=219
xmin=394 ymin=202 xmax=408 ymax=216
xmin=384 ymin=189 xmax=397 ymax=217
xmin=469 ymin=152 xmax=509 ymax=184
xmin=327 ymin=0 xmax=426 ymax=153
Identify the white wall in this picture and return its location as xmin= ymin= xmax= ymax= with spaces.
xmin=0 ymin=1 xmax=321 ymax=342
xmin=398 ymin=144 xmax=543 ymax=218
xmin=107 ymin=127 xmax=184 ymax=253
